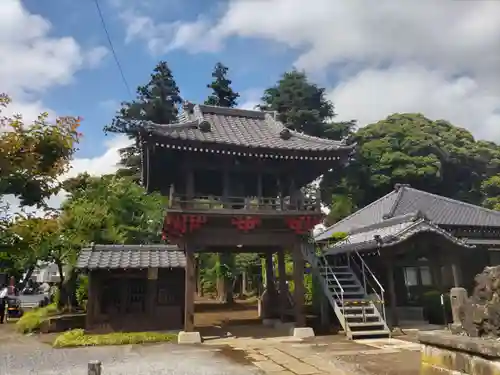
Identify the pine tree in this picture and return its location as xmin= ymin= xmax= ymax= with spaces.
xmin=259 ymin=70 xmax=335 ymax=137
xmin=104 ymin=61 xmax=182 ymax=180
xmin=205 ymin=62 xmax=239 ymax=108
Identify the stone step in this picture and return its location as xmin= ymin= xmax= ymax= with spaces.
xmin=350 ymin=329 xmax=390 ymax=339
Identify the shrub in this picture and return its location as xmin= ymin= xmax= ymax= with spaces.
xmin=16 ymin=303 xmax=59 ymax=334
xmin=53 ymin=329 xmax=178 ymax=348
xmin=76 ymin=275 xmax=88 ymax=310
xmin=422 ymin=290 xmax=452 ymax=325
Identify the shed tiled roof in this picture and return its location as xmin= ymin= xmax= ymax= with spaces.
xmin=141 ymin=104 xmax=352 ymax=153
xmin=315 ymin=184 xmax=500 ymax=242
xmin=76 ymin=244 xmax=186 ymax=269
xmin=324 ymin=212 xmax=473 ymax=255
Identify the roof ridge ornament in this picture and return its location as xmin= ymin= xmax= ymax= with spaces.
xmin=182 ymin=100 xmax=195 ymax=114
xmin=279 ymin=128 xmax=292 ymax=140
xmin=198 ymin=119 xmax=212 ymax=133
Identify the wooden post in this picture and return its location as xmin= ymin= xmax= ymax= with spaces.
xmin=449 ymin=252 xmax=462 ymax=287
xmin=222 ymin=169 xmax=230 ymax=208
xmin=241 ymin=270 xmax=247 ymax=296
xmin=186 ymin=169 xmax=195 ymax=200
xmin=386 ymin=259 xmax=399 ymax=328
xmin=257 ymin=173 xmax=263 ymax=207
xmin=88 ymin=360 xmax=101 ymax=375
xmin=184 ymin=245 xmax=195 ymax=332
xmin=85 ymin=271 xmax=94 ymax=329
xmin=292 ymin=244 xmax=306 ymax=327
xmin=265 ymin=252 xmax=275 ymax=294
xmin=277 ymin=249 xmax=288 ymax=320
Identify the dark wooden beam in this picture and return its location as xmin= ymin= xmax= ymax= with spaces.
xmin=188 ymin=229 xmax=298 ymax=248
xmin=184 ymin=245 xmax=195 ymax=332
xmin=277 ymin=248 xmax=288 ymax=321
xmin=292 ymin=243 xmax=306 ymax=327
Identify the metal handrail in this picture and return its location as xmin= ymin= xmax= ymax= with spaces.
xmin=349 ymin=251 xmax=387 ymax=325
xmin=302 ymin=241 xmax=347 ymax=330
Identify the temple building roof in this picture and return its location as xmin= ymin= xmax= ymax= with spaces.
xmin=76 ymin=244 xmax=185 ymax=270
xmin=323 ymin=212 xmax=474 ymax=256
xmin=316 ymin=184 xmax=500 ymax=242
xmin=140 ymin=104 xmax=353 ymax=158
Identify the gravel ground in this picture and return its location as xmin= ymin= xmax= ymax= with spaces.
xmin=0 ymin=334 xmax=263 ymax=375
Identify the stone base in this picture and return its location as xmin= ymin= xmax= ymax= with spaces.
xmin=274 ymin=321 xmax=295 ymax=331
xmin=262 ymin=318 xmax=280 ymax=327
xmin=292 ymin=327 xmax=315 ymax=339
xmin=177 ymin=331 xmax=202 ymax=344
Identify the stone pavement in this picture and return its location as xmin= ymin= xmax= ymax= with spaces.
xmin=204 ymin=329 xmax=422 ymax=375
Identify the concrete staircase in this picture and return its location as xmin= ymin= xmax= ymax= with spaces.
xmin=302 ymin=243 xmax=391 ymax=340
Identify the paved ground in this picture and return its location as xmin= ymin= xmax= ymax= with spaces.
xmin=203 ymin=325 xmax=422 ymax=375
xmin=0 ymin=324 xmax=262 ymax=375
xmin=1 ymin=298 xmax=424 ymax=375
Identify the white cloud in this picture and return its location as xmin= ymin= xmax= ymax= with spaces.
xmin=0 ymin=0 xmax=107 ymax=118
xmin=329 ymin=65 xmax=500 ymax=141
xmin=119 ymin=0 xmax=500 ymax=140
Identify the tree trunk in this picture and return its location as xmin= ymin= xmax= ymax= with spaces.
xmin=18 ymin=266 xmax=35 ymax=289
xmin=57 ymin=264 xmax=78 ymax=311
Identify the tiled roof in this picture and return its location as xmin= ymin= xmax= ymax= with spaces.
xmin=324 ymin=212 xmax=473 ymax=255
xmin=141 ymin=104 xmax=353 ymax=153
xmin=315 ymin=184 xmax=500 ymax=242
xmin=76 ymin=244 xmax=186 ymax=269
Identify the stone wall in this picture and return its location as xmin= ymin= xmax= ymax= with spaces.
xmin=419 ymin=331 xmax=500 ymax=375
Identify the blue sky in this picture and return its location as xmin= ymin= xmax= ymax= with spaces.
xmin=22 ymin=0 xmax=302 ymax=159
xmin=4 ymin=0 xmax=500 ymax=187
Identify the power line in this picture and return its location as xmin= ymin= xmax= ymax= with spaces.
xmin=93 ymin=0 xmax=133 ymax=98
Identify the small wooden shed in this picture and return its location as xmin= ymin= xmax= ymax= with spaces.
xmin=76 ymin=244 xmax=186 ymax=332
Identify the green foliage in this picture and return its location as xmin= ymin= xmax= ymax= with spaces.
xmin=16 ymin=303 xmax=59 ymax=333
xmin=53 ymin=329 xmax=177 ymax=348
xmin=205 ymin=62 xmax=239 ymax=108
xmin=324 ymin=194 xmax=357 ymax=227
xmin=422 ymin=290 xmax=452 ymax=325
xmin=321 ymin=113 xmax=500 ymax=209
xmin=481 ymin=175 xmax=500 ymax=210
xmin=60 ymin=174 xmax=166 ymax=245
xmin=104 ymin=61 xmax=182 ymax=180
xmin=0 ymin=94 xmax=82 ymax=207
xmin=76 ymin=275 xmax=88 ymax=310
xmin=260 ymin=70 xmax=335 ymax=137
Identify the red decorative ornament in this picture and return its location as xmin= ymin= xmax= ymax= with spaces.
xmin=231 ymin=216 xmax=261 ymax=232
xmin=163 ymin=213 xmax=207 ymax=239
xmin=285 ymin=216 xmax=322 ymax=234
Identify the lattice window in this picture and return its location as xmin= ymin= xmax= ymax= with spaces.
xmin=127 ymin=279 xmax=146 ymax=313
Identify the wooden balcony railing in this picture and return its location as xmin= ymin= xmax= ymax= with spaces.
xmin=168 ymin=194 xmax=321 ymax=213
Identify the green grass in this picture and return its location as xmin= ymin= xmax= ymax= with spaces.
xmin=15 ymin=303 xmax=59 ymax=334
xmin=53 ymin=329 xmax=178 ymax=348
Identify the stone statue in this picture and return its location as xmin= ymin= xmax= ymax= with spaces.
xmin=454 ymin=266 xmax=500 ymax=338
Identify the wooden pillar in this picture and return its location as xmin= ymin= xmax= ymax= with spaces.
xmin=184 ymin=245 xmax=195 ymax=332
xmin=265 ymin=252 xmax=275 ymax=294
xmin=386 ymin=259 xmax=399 ymax=328
xmin=241 ymin=271 xmax=247 ymax=296
xmin=451 ymin=262 xmax=462 ymax=287
xmin=430 ymin=257 xmax=443 ymax=293
xmin=257 ymin=173 xmax=263 ymax=200
xmin=85 ymin=271 xmax=94 ymax=329
xmin=277 ymin=249 xmax=288 ymax=320
xmin=186 ymin=169 xmax=195 ymax=199
xmin=146 ymin=268 xmax=158 ymax=318
xmin=292 ymin=244 xmax=306 ymax=327
xmin=222 ymin=169 xmax=229 ymax=208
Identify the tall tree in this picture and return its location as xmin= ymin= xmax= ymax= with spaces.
xmin=0 ymin=94 xmax=81 ymax=207
xmin=104 ymin=61 xmax=182 ymax=180
xmin=259 ymin=70 xmax=336 ymax=137
xmin=321 ymin=113 xmax=500 ymax=214
xmin=205 ymin=62 xmax=239 ymax=108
